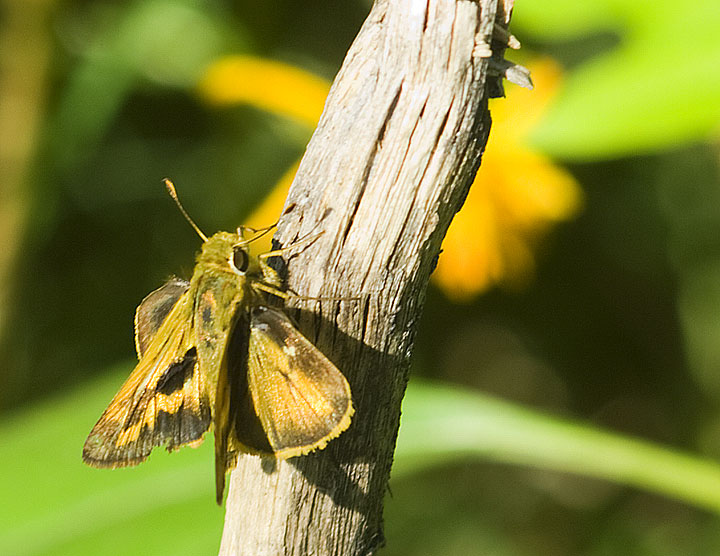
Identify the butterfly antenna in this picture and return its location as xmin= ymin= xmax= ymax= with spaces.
xmin=163 ymin=178 xmax=208 ymax=242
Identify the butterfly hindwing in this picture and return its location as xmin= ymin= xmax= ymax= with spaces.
xmin=242 ymin=306 xmax=353 ymax=458
xmin=225 ymin=311 xmax=272 ymax=459
xmin=83 ymin=286 xmax=213 ymax=468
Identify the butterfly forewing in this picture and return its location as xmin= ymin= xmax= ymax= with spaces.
xmin=244 ymin=306 xmax=353 ymax=458
xmin=134 ymin=278 xmax=190 ymax=358
xmin=83 ymin=286 xmax=213 ymax=468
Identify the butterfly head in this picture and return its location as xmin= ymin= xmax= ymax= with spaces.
xmin=197 ymin=231 xmax=252 ymax=275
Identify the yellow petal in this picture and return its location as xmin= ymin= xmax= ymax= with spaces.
xmin=244 ymin=162 xmax=299 ymax=255
xmin=434 ymin=58 xmax=583 ymax=301
xmin=198 ymin=56 xmax=330 ymax=128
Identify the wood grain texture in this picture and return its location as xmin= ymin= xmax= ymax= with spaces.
xmin=220 ymin=0 xmax=510 ymax=554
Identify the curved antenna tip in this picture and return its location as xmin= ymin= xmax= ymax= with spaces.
xmin=163 ymin=178 xmax=209 ymax=242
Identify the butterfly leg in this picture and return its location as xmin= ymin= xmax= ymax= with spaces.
xmin=235 ymin=222 xmax=278 ymax=245
xmin=255 ymin=231 xmax=324 ymax=287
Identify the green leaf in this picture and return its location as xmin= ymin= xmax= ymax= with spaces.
xmin=512 ymin=0 xmax=620 ymax=39
xmin=396 ymin=380 xmax=720 ymax=514
xmin=513 ymin=0 xmax=720 ymax=159
xmin=0 ymin=364 xmax=222 ymax=556
xmin=6 ymin=371 xmax=720 ymax=555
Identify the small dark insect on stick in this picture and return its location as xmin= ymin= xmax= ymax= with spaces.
xmin=219 ymin=1 xmax=520 ymax=554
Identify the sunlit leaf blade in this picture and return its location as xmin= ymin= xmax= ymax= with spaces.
xmin=512 ymin=0 xmax=617 ymax=38
xmin=396 ymin=380 xmax=720 ymax=514
xmin=0 ymin=364 xmax=221 ymax=556
xmin=7 ymin=371 xmax=720 ymax=555
xmin=530 ymin=41 xmax=720 ymax=159
xmin=515 ymin=0 xmax=720 ymax=159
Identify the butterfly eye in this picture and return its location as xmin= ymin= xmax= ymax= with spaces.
xmin=232 ymin=246 xmax=249 ymax=273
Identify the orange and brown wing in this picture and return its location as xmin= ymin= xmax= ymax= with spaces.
xmin=83 ymin=292 xmax=212 ymax=468
xmin=239 ymin=306 xmax=353 ymax=459
xmin=134 ymin=278 xmax=189 ymax=359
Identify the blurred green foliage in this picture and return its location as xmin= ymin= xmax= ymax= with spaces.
xmin=515 ymin=0 xmax=720 ymax=158
xmin=2 ymin=0 xmax=720 ymax=554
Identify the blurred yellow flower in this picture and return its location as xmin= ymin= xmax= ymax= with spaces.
xmin=198 ymin=56 xmax=329 ymax=128
xmin=434 ymin=58 xmax=582 ymax=300
xmin=199 ymin=55 xmax=581 ymax=300
xmin=198 ymin=56 xmax=326 ymax=253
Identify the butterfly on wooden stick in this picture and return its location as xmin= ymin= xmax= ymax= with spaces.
xmin=83 ymin=180 xmax=353 ymax=503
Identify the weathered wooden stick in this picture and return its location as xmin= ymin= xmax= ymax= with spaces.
xmin=220 ymin=0 xmax=513 ymax=554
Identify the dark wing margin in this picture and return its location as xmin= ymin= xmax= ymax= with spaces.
xmin=240 ymin=305 xmax=353 ymax=458
xmin=134 ymin=278 xmax=190 ymax=359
